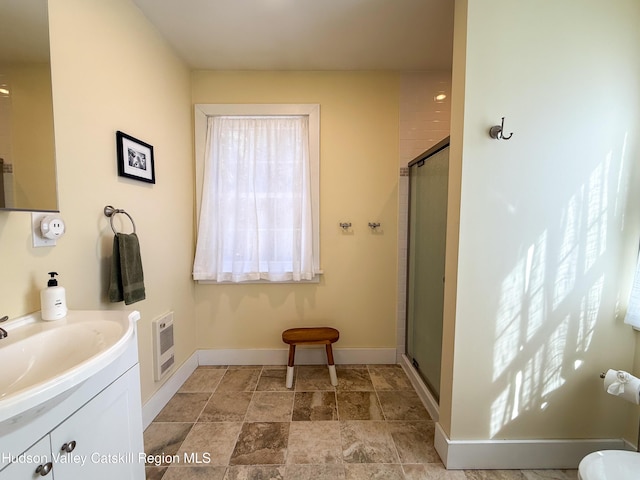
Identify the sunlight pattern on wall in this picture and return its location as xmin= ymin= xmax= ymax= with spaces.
xmin=553 ymin=190 xmax=582 ymax=310
xmin=585 ymin=156 xmax=610 ymax=273
xmin=493 ymin=232 xmax=548 ymax=382
xmin=541 ymin=315 xmax=569 ymax=399
xmin=489 ymin=157 xmax=612 ymax=438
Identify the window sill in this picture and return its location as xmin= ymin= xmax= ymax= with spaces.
xmin=196 ymin=271 xmax=323 ymax=285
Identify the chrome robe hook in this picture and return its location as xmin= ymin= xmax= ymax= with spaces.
xmin=489 ymin=117 xmax=513 ymax=140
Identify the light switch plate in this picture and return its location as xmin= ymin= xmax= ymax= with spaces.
xmin=32 ymin=212 xmax=57 ymax=247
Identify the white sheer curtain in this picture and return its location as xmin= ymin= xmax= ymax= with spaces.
xmin=193 ymin=115 xmax=315 ymax=282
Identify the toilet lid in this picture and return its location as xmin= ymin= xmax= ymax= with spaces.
xmin=578 ymin=450 xmax=640 ymax=480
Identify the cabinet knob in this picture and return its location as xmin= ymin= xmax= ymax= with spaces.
xmin=61 ymin=440 xmax=77 ymax=453
xmin=35 ymin=462 xmax=53 ymax=476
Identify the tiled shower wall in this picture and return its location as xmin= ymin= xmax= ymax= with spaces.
xmin=396 ymin=71 xmax=451 ymax=361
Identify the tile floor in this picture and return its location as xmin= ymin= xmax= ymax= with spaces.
xmin=143 ymin=364 xmax=578 ymax=480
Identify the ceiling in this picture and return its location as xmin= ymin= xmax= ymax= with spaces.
xmin=131 ymin=0 xmax=455 ymax=71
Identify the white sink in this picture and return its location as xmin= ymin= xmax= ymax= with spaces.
xmin=0 ymin=310 xmax=139 ymax=429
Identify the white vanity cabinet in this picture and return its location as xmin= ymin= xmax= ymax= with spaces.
xmin=51 ymin=365 xmax=144 ymax=479
xmin=1 ymin=367 xmax=143 ymax=479
xmin=0 ymin=311 xmax=145 ymax=480
xmin=0 ymin=435 xmax=52 ymax=479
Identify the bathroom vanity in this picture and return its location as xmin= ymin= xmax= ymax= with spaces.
xmin=0 ymin=310 xmax=144 ymax=479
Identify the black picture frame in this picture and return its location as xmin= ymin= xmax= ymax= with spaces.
xmin=116 ymin=131 xmax=155 ymax=184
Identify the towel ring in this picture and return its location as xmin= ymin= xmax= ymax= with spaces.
xmin=104 ymin=205 xmax=137 ymax=235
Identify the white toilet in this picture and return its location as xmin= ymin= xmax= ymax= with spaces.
xmin=578 ymin=450 xmax=640 ymax=479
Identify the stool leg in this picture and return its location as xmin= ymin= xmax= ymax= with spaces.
xmin=326 ymin=344 xmax=338 ymax=386
xmin=286 ymin=345 xmax=296 ymax=389
xmin=286 ymin=367 xmax=295 ymax=389
xmin=328 ymin=365 xmax=338 ymax=386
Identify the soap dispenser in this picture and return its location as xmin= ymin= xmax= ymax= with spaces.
xmin=41 ymin=272 xmax=68 ymax=321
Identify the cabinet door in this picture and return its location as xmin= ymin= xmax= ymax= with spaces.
xmin=0 ymin=435 xmax=53 ymax=480
xmin=50 ymin=366 xmax=144 ymax=480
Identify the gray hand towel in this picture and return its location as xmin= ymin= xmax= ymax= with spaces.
xmin=108 ymin=233 xmax=146 ymax=305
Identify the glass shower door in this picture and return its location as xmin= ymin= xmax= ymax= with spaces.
xmin=406 ymin=142 xmax=449 ymax=401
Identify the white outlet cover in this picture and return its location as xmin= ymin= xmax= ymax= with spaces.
xmin=31 ymin=212 xmax=57 ymax=247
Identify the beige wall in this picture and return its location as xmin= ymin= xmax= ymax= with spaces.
xmin=443 ymin=0 xmax=640 ymax=442
xmin=439 ymin=0 xmax=468 ymax=437
xmin=0 ymin=0 xmax=196 ymax=403
xmin=192 ymin=71 xmax=400 ymax=351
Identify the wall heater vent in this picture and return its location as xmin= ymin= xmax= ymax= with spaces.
xmin=153 ymin=312 xmax=175 ymax=381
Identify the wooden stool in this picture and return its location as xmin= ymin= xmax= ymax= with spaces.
xmin=282 ymin=327 xmax=340 ymax=388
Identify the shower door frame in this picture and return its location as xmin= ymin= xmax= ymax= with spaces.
xmin=405 ymin=136 xmax=450 ymax=403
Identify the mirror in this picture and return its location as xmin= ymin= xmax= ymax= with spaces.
xmin=0 ymin=0 xmax=58 ymax=212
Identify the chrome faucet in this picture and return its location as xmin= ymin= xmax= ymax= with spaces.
xmin=0 ymin=315 xmax=8 ymax=339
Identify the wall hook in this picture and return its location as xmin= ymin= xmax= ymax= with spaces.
xmin=489 ymin=117 xmax=513 ymax=140
xmin=339 ymin=222 xmax=352 ymax=230
xmin=368 ymin=222 xmax=381 ymax=230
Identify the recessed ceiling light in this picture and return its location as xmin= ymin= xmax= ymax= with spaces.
xmin=434 ymin=93 xmax=447 ymax=102
xmin=0 ymin=87 xmax=9 ymax=96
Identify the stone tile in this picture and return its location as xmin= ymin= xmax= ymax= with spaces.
xmin=148 ymin=365 xmax=582 ymax=480
xmin=336 ymin=391 xmax=384 ymax=420
xmin=199 ymin=391 xmax=253 ymax=422
xmin=292 ymin=391 xmax=337 ymax=421
xmin=177 ymin=422 xmax=243 ymax=466
xmin=295 ymin=366 xmax=336 ymax=391
xmin=388 ymin=421 xmax=439 ymax=463
xmin=522 ymin=471 xmax=578 ymax=480
xmin=285 ymin=464 xmax=346 ymax=480
xmin=377 ymin=390 xmax=431 ymax=421
xmin=340 ymin=421 xmax=399 ymax=464
xmin=403 ymin=463 xmax=468 ymax=479
xmin=154 ymin=393 xmax=211 ymax=422
xmin=257 ymin=367 xmax=290 ymax=391
xmin=179 ymin=367 xmax=226 ymax=393
xmin=465 ymin=471 xmax=527 ymax=480
xmin=217 ymin=368 xmax=261 ymax=392
xmin=144 ymin=422 xmax=193 ymax=464
xmin=230 ymin=422 xmax=290 ymax=465
xmin=286 ymin=421 xmax=342 ymax=464
xmin=368 ymin=365 xmax=413 ymax=390
xmin=344 ymin=463 xmax=405 ymax=480
xmin=335 ymin=368 xmax=375 ymax=391
xmin=246 ymin=392 xmax=294 ymax=422
xmin=225 ymin=465 xmax=286 ymax=480
xmin=144 ymin=466 xmax=167 ymax=480
xmin=162 ymin=466 xmax=227 ymax=479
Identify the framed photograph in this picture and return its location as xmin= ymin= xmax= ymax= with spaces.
xmin=116 ymin=131 xmax=155 ymax=184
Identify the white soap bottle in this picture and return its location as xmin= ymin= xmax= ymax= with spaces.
xmin=41 ymin=271 xmax=68 ymax=321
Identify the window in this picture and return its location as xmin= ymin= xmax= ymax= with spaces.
xmin=193 ymin=104 xmax=320 ymax=283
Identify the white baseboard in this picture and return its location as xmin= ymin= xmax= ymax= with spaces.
xmin=399 ymin=354 xmax=439 ymax=423
xmin=142 ymin=347 xmax=395 ymax=428
xmin=197 ymin=347 xmax=396 ymax=366
xmin=141 ymin=352 xmax=198 ymax=429
xmin=434 ymin=422 xmax=631 ymax=469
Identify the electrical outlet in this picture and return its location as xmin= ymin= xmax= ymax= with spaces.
xmin=32 ymin=212 xmax=56 ymax=247
xmin=41 ymin=215 xmax=66 ymax=239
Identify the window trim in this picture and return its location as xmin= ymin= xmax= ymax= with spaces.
xmin=193 ymin=104 xmax=321 ymax=284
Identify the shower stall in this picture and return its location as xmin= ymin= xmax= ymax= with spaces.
xmin=0 ymin=159 xmax=4 ymax=208
xmin=405 ymin=137 xmax=449 ymax=404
